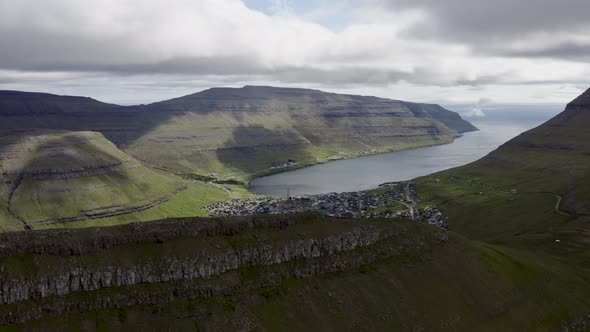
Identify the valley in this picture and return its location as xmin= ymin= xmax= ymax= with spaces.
xmin=0 ymin=86 xmax=475 ymax=230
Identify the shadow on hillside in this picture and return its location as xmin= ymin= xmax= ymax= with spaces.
xmin=0 ymin=92 xmax=185 ymax=150
xmin=7 ymin=134 xmax=153 ymax=224
xmin=0 ymin=130 xmax=45 ymax=180
xmin=216 ymin=125 xmax=314 ymax=175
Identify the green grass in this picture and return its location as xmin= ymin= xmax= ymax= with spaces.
xmin=231 ymin=233 xmax=590 ymax=332
xmin=369 ymin=202 xmax=407 ymax=214
xmin=32 ymin=180 xmax=245 ymax=230
xmin=94 ymin=86 xmax=474 ymax=180
xmin=410 ymin=99 xmax=590 ymax=283
xmin=124 ymin=110 xmax=461 ymax=181
xmin=414 ymin=166 xmax=573 ymax=242
xmin=0 ymin=131 xmax=250 ymax=231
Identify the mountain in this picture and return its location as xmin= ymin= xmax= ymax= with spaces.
xmin=413 ymin=88 xmax=590 ymax=268
xmin=148 ymin=85 xmax=476 ymax=133
xmin=0 ymin=90 xmax=120 ymax=114
xmin=0 ymin=131 xmax=232 ymax=231
xmin=136 ymin=86 xmax=476 ymax=178
xmin=418 ymin=90 xmax=590 ymax=241
xmin=0 ymin=91 xmax=148 ymax=149
xmin=0 ymin=86 xmax=476 ymax=180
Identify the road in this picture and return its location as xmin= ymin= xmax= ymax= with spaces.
xmin=553 ymin=194 xmax=571 ymax=217
xmin=391 ymin=182 xmax=417 ymax=221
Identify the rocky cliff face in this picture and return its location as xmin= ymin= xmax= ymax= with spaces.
xmin=0 ymin=227 xmax=390 ymax=304
xmin=0 ymin=214 xmax=448 ymax=324
xmin=1 ymin=213 xmax=585 ymax=331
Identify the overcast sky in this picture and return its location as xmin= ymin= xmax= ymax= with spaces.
xmin=0 ymin=0 xmax=588 ymax=107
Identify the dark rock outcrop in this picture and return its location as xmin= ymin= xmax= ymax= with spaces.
xmin=0 ymin=226 xmax=393 ymax=305
xmin=0 ymin=214 xmax=447 ymax=324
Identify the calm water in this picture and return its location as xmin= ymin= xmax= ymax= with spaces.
xmin=249 ymin=117 xmax=552 ymax=197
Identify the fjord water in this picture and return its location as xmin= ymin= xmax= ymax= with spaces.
xmin=249 ymin=109 xmax=558 ymax=197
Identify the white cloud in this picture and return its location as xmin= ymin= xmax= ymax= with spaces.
xmin=0 ymin=0 xmax=588 ymax=105
xmin=462 ymin=108 xmax=485 ymax=118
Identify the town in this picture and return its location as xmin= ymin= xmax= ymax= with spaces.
xmin=206 ymin=182 xmax=448 ymax=228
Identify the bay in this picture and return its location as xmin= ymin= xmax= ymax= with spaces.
xmin=249 ymin=116 xmax=551 ymax=197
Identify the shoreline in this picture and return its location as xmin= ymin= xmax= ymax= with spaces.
xmin=246 ymin=130 xmax=477 ymax=195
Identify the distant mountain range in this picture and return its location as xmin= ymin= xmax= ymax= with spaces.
xmin=0 ymin=86 xmax=476 ymax=180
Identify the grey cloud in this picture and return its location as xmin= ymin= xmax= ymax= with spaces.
xmin=2 ymin=60 xmax=506 ymax=89
xmin=380 ymin=0 xmax=590 ymax=38
xmin=0 ymin=0 xmax=587 ymax=100
xmin=377 ymin=0 xmax=590 ymax=58
xmin=264 ymin=66 xmax=516 ymax=88
xmin=11 ymin=56 xmax=268 ymax=76
xmin=452 ymin=74 xmax=511 ymax=87
xmin=501 ymin=42 xmax=590 ymax=60
xmin=273 ymin=66 xmax=411 ymax=85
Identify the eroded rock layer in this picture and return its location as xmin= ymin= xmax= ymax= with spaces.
xmin=0 ymin=214 xmax=447 ymax=324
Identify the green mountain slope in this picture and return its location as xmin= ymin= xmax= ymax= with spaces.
xmin=133 ymin=86 xmax=476 ymax=179
xmin=413 ymin=88 xmax=590 ymax=268
xmin=0 ymin=131 xmax=234 ymax=231
xmin=0 ymin=87 xmax=476 ymax=180
xmin=0 ymin=215 xmax=588 ymax=331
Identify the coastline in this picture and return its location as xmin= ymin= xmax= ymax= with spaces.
xmin=246 ymin=130 xmax=477 ymax=194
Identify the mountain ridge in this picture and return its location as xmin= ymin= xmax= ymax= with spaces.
xmin=147 ymin=85 xmax=477 ymax=132
xmin=0 ymin=90 xmax=121 ymax=115
xmin=567 ymin=87 xmax=590 ymax=107
xmin=0 ymin=86 xmax=476 ymax=180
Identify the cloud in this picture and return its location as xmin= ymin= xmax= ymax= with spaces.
xmin=0 ymin=0 xmax=588 ymax=104
xmin=462 ymin=107 xmax=485 ymax=118
xmin=460 ymin=97 xmax=493 ymax=118
xmin=373 ymin=0 xmax=590 ymax=45
xmin=0 ymin=0 xmax=470 ymax=86
xmin=365 ymin=0 xmax=590 ymax=63
xmin=502 ymin=41 xmax=590 ymax=60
